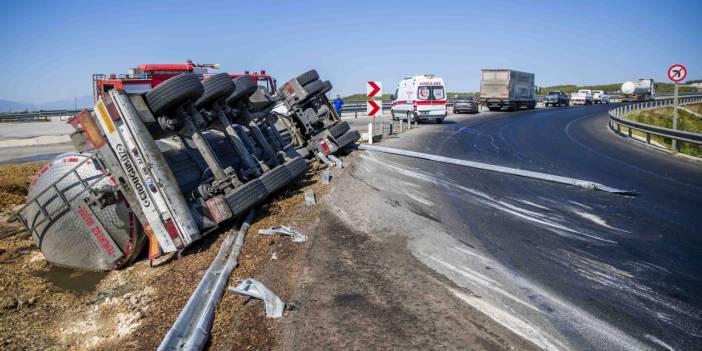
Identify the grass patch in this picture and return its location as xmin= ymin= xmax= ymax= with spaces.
xmin=622 ymin=104 xmax=702 ymax=158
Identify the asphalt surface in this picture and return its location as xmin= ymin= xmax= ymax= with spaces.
xmin=340 ymin=105 xmax=702 ymax=350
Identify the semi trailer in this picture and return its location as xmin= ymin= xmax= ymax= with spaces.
xmin=620 ymin=79 xmax=655 ymax=102
xmin=16 ymin=66 xmax=358 ymax=272
xmin=480 ymin=69 xmax=536 ymax=111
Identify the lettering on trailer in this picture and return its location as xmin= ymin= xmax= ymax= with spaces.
xmin=110 ymin=100 xmax=184 ymax=250
xmin=76 ymin=204 xmax=122 ymax=261
xmin=367 ymin=81 xmax=382 ymax=117
xmin=667 ymin=64 xmax=687 ymax=83
xmin=93 ymin=97 xmax=177 ymax=253
xmin=111 ymin=91 xmax=198 ymax=241
xmin=115 ymin=144 xmax=151 ymax=208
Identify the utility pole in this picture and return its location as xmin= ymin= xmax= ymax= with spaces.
xmin=672 ymin=83 xmax=679 ymax=151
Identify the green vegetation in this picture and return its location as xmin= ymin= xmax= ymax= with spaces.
xmin=538 ymin=83 xmax=698 ymax=95
xmin=623 ymin=103 xmax=702 ymax=157
xmin=343 ymin=80 xmax=701 ymax=100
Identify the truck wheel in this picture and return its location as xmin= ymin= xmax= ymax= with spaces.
xmin=436 ymin=118 xmax=444 ymax=124
xmin=320 ymin=80 xmax=333 ymax=94
xmin=296 ymin=69 xmax=319 ymax=86
xmin=302 ymin=80 xmax=325 ymax=97
xmin=328 ymin=121 xmax=350 ymax=138
xmin=145 ymin=73 xmax=204 ymax=116
xmin=194 ymin=73 xmax=236 ymax=109
xmin=226 ymin=75 xmax=258 ymax=105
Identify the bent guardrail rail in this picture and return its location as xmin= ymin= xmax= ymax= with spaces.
xmin=608 ymin=95 xmax=702 ymax=152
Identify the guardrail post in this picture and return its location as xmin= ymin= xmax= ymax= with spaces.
xmin=646 ymin=133 xmax=651 ymax=144
xmin=354 ymin=110 xmax=357 ymax=119
xmin=616 ymin=123 xmax=621 ymax=134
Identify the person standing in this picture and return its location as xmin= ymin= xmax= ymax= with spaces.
xmin=334 ymin=95 xmax=344 ymax=116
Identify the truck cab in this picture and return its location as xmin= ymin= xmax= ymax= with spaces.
xmin=391 ymin=75 xmax=447 ymax=124
xmin=93 ymin=62 xmax=275 ymax=101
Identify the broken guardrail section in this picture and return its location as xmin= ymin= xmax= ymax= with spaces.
xmin=359 ymin=145 xmax=636 ymax=195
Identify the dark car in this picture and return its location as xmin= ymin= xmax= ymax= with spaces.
xmin=453 ymin=96 xmax=479 ymax=114
xmin=544 ymin=91 xmax=569 ymax=107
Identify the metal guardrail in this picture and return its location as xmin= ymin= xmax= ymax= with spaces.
xmin=0 ymin=109 xmax=82 ymax=122
xmin=608 ymin=95 xmax=702 ymax=150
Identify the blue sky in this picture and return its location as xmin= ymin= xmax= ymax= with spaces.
xmin=0 ymin=0 xmax=700 ymax=103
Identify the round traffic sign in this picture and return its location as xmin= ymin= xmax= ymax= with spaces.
xmin=667 ymin=64 xmax=687 ymax=83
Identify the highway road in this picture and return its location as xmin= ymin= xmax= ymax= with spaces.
xmin=332 ymin=105 xmax=702 ymax=350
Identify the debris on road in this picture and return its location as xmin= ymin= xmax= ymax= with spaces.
xmin=322 ymin=169 xmax=332 ymax=184
xmin=258 ymin=226 xmax=307 ymax=242
xmin=327 ymin=154 xmax=343 ymax=169
xmin=228 ymin=279 xmax=285 ymax=318
xmin=304 ymin=190 xmax=316 ymax=206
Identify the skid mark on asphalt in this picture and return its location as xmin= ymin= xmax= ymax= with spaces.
xmin=351 ymin=152 xmax=662 ymax=351
xmin=359 ymin=153 xmax=620 ymax=245
xmin=572 ymin=210 xmax=630 ymax=233
xmin=555 ymin=249 xmax=702 ymax=340
xmin=643 ymin=334 xmax=676 ymax=351
xmin=567 ymin=200 xmax=592 ymax=210
xmin=448 ymin=287 xmax=563 ymax=351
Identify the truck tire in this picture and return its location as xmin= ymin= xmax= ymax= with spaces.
xmin=302 ymin=80 xmax=325 ymax=97
xmin=194 ymin=73 xmax=236 ymax=109
xmin=328 ymin=121 xmax=350 ymax=138
xmin=436 ymin=118 xmax=444 ymax=124
xmin=145 ymin=73 xmax=204 ymax=116
xmin=296 ymin=69 xmax=319 ymax=86
xmin=226 ymin=75 xmax=258 ymax=105
xmin=320 ymin=80 xmax=333 ymax=94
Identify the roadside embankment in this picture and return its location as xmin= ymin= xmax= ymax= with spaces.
xmin=622 ymin=103 xmax=702 ymax=157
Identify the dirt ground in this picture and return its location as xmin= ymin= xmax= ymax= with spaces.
xmin=0 ymin=153 xmax=538 ymax=350
xmin=0 ymin=160 xmax=334 ymax=350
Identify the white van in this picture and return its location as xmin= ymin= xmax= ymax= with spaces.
xmin=391 ymin=74 xmax=447 ymax=123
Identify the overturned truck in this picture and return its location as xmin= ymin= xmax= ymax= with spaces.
xmin=16 ymin=67 xmax=358 ymax=271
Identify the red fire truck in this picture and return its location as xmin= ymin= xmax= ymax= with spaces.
xmin=92 ymin=60 xmax=276 ymax=101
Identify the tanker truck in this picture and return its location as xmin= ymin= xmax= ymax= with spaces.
xmin=13 ymin=66 xmax=359 ymax=272
xmin=620 ymin=79 xmax=655 ymax=102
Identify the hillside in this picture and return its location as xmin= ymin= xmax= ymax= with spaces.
xmin=341 ymin=80 xmax=700 ymax=100
xmin=539 ymin=81 xmax=699 ymax=95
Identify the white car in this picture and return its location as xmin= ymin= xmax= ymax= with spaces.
xmin=570 ymin=89 xmax=593 ymax=105
xmin=592 ymin=90 xmax=609 ymax=104
xmin=391 ymin=74 xmax=447 ymax=123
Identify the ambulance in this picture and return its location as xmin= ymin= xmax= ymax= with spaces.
xmin=391 ymin=74 xmax=447 ymax=123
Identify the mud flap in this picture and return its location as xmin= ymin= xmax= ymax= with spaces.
xmin=145 ymin=225 xmax=162 ymax=264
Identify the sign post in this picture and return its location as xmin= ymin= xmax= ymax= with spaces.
xmin=367 ymin=81 xmax=382 ymax=143
xmin=667 ymin=64 xmax=687 ymax=151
